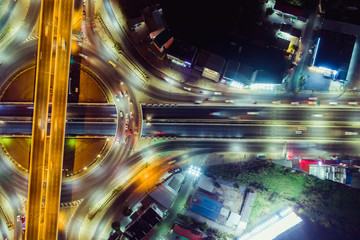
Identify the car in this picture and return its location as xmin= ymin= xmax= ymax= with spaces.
xmin=169 ymin=168 xmax=182 ymax=174
xmin=168 ymin=159 xmax=177 ymax=165
xmin=119 ymin=111 xmax=123 ymax=118
xmin=272 ymin=101 xmax=281 ymax=104
xmin=291 ymin=101 xmax=299 ymax=105
xmin=115 ymin=95 xmax=120 ymax=101
xmin=348 ymin=101 xmax=358 ymax=105
xmin=130 ymin=112 xmax=133 ymax=118
xmin=295 ymin=131 xmax=303 ymax=135
xmin=345 ymin=131 xmax=358 ymax=136
xmin=17 ymin=215 xmax=21 ymax=222
xmin=308 ymin=97 xmax=318 ymax=101
xmin=308 ymin=101 xmax=317 ymax=105
xmin=125 ymin=114 xmax=129 ymax=122
xmin=109 ymin=61 xmax=116 ymax=67
xmin=183 ymin=87 xmax=192 ymax=91
xmin=329 ymin=102 xmax=338 ymax=105
xmin=194 ymin=100 xmax=203 ymax=104
xmin=125 ymin=124 xmax=128 ymax=130
xmin=210 ymin=112 xmax=220 ymax=116
xmin=118 ymin=92 xmax=124 ymax=98
xmin=78 ymin=53 xmax=88 ymax=59
xmin=225 ymin=99 xmax=234 ymax=103
xmin=214 ymin=92 xmax=222 ymax=95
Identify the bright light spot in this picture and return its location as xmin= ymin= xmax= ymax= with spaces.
xmin=68 ymin=138 xmax=76 ymax=147
xmin=230 ymin=81 xmax=244 ymax=89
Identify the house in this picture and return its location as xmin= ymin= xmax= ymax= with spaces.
xmin=238 ymin=191 xmax=257 ymax=230
xmin=151 ymin=28 xmax=174 ymax=52
xmin=194 ymin=50 xmax=226 ymax=82
xmin=126 ymin=204 xmax=164 ymax=240
xmin=141 ymin=5 xmax=167 ymax=33
xmin=222 ymin=60 xmax=256 ymax=88
xmin=149 ymin=173 xmax=185 ymax=209
xmin=311 ymin=30 xmax=356 ymax=81
xmin=172 ymin=224 xmax=203 ymax=240
xmin=251 ymin=70 xmax=283 ymax=90
xmin=167 ymin=39 xmax=198 ymax=68
xmin=273 ymin=1 xmax=308 ymax=22
xmin=197 ymin=175 xmax=215 ymax=194
xmin=309 ymin=165 xmax=347 ymax=184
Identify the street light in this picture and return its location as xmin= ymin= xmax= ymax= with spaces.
xmin=188 ymin=165 xmax=201 ymax=177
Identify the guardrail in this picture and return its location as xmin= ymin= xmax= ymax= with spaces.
xmin=0 ymin=204 xmax=14 ymax=230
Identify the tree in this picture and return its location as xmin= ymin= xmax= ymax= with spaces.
xmin=122 ymin=206 xmax=132 ymax=217
xmin=111 ymin=221 xmax=120 ymax=231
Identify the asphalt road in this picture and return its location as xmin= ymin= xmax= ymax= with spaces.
xmin=0 ymin=104 xmax=116 ymax=119
xmin=25 ymin=0 xmax=57 ymax=237
xmin=142 ymin=105 xmax=360 ymax=122
xmin=0 ymin=121 xmax=117 ymax=136
xmin=141 ymin=123 xmax=359 ymax=141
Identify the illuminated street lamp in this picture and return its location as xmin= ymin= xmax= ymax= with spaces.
xmin=188 ymin=165 xmax=201 ymax=177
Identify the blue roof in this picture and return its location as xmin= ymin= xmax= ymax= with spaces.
xmin=190 ymin=196 xmax=222 ymax=220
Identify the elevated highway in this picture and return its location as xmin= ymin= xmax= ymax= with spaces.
xmin=141 ymin=105 xmax=360 ymax=141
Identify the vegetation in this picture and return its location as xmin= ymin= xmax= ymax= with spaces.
xmin=206 ymin=161 xmax=360 ymax=238
xmin=177 ymin=214 xmax=232 ymax=239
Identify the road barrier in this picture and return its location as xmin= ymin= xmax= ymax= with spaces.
xmin=0 ymin=204 xmax=14 ymax=230
xmin=87 ymin=162 xmax=149 ymax=220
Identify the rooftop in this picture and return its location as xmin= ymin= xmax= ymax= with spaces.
xmin=195 ymin=50 xmax=226 ymax=73
xmin=313 ymin=30 xmax=356 ymax=74
xmin=223 ymin=60 xmax=255 ymax=85
xmin=172 ymin=224 xmax=203 ymax=240
xmin=167 ymin=39 xmax=197 ymax=64
xmin=274 ymin=1 xmax=308 ymax=19
xmin=190 ymin=192 xmax=223 ymax=221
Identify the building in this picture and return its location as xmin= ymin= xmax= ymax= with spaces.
xmin=197 ymin=175 xmax=215 ymax=194
xmin=273 ymin=1 xmax=308 ymax=22
xmin=222 ymin=60 xmax=256 ymax=89
xmin=141 ymin=5 xmax=167 ymax=33
xmin=167 ymin=39 xmax=197 ymax=68
xmin=194 ymin=50 xmax=226 ymax=82
xmin=149 ymin=173 xmax=185 ymax=210
xmin=309 ymin=165 xmax=347 ymax=184
xmin=311 ymin=30 xmax=356 ymax=81
xmin=150 ymin=28 xmax=174 ymax=52
xmin=251 ymin=70 xmax=283 ymax=90
xmin=171 ymin=224 xmax=204 ymax=240
xmin=126 ymin=173 xmax=184 ymax=239
xmin=238 ymin=191 xmax=257 ymax=230
xmin=190 ymin=191 xmax=223 ymax=221
xmin=126 ymin=203 xmax=164 ymax=240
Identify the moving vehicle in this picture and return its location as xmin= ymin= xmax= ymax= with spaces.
xmin=168 ymin=159 xmax=177 ymax=165
xmin=183 ymin=87 xmax=192 ymax=91
xmin=109 ymin=61 xmax=116 ymax=67
xmin=79 ymin=53 xmax=88 ymax=59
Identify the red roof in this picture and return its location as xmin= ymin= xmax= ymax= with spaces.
xmin=274 ymin=2 xmax=303 ymax=17
xmin=172 ymin=224 xmax=203 ymax=240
